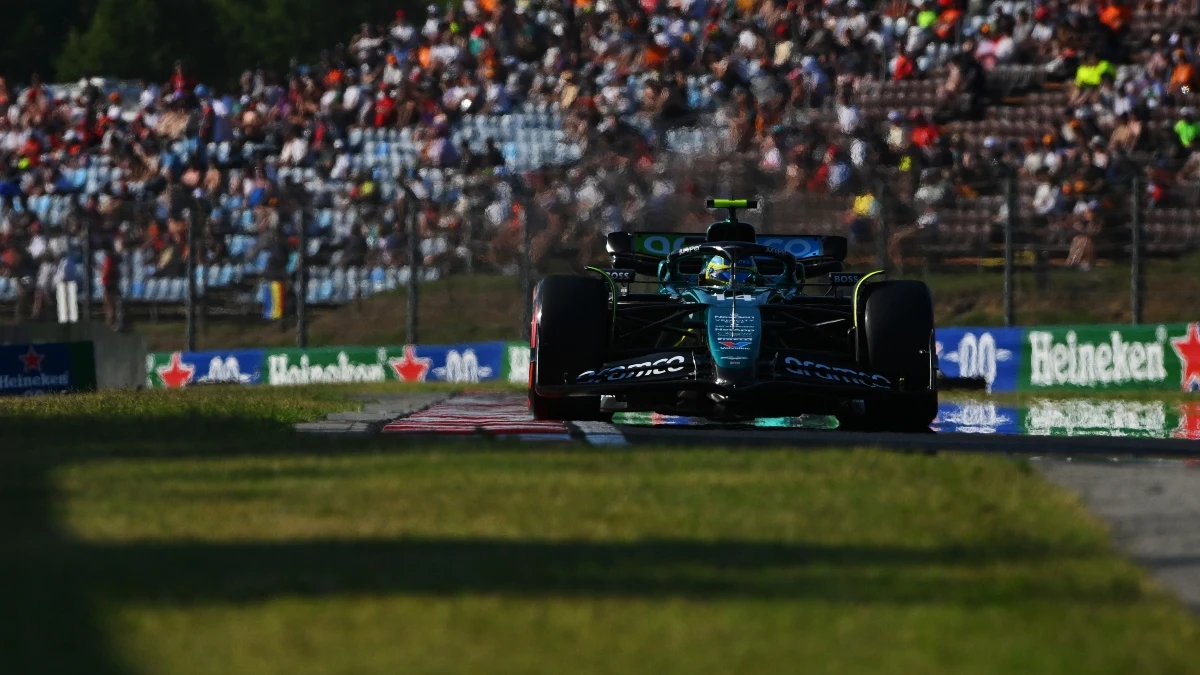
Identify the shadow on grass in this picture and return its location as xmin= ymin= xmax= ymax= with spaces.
xmin=0 ymin=405 xmax=1148 ymax=672
xmin=50 ymin=536 xmax=1129 ymax=606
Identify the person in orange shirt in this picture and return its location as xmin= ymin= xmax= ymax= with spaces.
xmin=1098 ymin=0 xmax=1131 ymax=34
xmin=1169 ymin=49 xmax=1196 ymax=95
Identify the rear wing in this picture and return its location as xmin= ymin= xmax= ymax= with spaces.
xmin=606 ymin=232 xmax=848 ymax=277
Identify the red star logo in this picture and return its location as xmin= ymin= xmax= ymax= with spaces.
xmin=156 ymin=352 xmax=196 ymax=389
xmin=1171 ymin=323 xmax=1200 ymax=392
xmin=388 ymin=345 xmax=432 ymax=382
xmin=19 ymin=346 xmax=44 ymax=372
xmin=1174 ymin=402 xmax=1200 ymax=440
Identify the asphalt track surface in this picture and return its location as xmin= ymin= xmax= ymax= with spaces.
xmin=316 ymin=391 xmax=1200 ymax=457
xmin=298 ymin=392 xmax=1200 ymax=615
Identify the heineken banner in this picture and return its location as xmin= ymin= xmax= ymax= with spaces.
xmin=264 ymin=343 xmax=504 ymax=386
xmin=504 ymin=342 xmax=531 ymax=384
xmin=142 ymin=320 xmax=1200 ymax=393
xmin=147 ymin=349 xmax=266 ymax=389
xmin=1021 ymin=322 xmax=1200 ymax=392
xmin=0 ymin=342 xmax=91 ymax=396
xmin=146 ymin=342 xmax=507 ymax=388
xmin=935 ymin=327 xmax=1022 ymax=392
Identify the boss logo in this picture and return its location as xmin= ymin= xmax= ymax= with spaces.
xmin=603 ymin=269 xmax=635 ymax=282
xmin=577 ymin=355 xmax=687 ymax=384
xmin=830 ymin=273 xmax=864 ymax=286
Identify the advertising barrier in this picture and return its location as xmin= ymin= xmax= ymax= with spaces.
xmin=146 ymin=342 xmax=507 ymax=388
xmin=143 ymin=321 xmax=1200 ymax=395
xmin=0 ymin=341 xmax=96 ymax=396
xmin=1020 ymin=322 xmax=1200 ymax=393
xmin=934 ymin=327 xmax=1022 ymax=393
xmin=147 ymin=349 xmax=266 ymax=389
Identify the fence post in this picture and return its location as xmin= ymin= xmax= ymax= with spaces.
xmin=405 ymin=186 xmax=419 ymax=345
xmin=874 ymin=176 xmax=888 ymax=272
xmin=519 ymin=186 xmax=533 ymax=341
xmin=1130 ymin=176 xmax=1143 ymax=325
xmin=81 ymin=215 xmax=93 ymax=323
xmin=185 ymin=199 xmax=198 ymax=352
xmin=1003 ymin=177 xmax=1016 ymax=327
xmin=294 ymin=186 xmax=308 ymax=348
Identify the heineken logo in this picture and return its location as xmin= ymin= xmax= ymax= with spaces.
xmin=268 ymin=351 xmax=387 ymax=385
xmin=1171 ymin=323 xmax=1200 ymax=391
xmin=1028 ymin=328 xmax=1169 ymax=388
xmin=1 ymin=344 xmax=71 ymax=393
xmin=0 ymin=372 xmax=70 ymax=390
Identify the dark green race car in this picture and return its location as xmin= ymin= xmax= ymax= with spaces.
xmin=529 ymin=199 xmax=937 ymax=432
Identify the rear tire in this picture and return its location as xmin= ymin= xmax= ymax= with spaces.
xmin=530 ymin=275 xmax=612 ymax=421
xmin=837 ymin=280 xmax=937 ymax=432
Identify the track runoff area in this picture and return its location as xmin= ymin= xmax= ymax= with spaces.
xmin=378 ymin=391 xmax=1200 ymax=457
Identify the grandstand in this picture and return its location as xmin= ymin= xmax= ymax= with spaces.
xmin=1 ymin=0 xmax=1198 ymax=326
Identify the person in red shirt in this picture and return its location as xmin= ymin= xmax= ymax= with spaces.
xmin=374 ymin=88 xmax=397 ymax=127
xmin=169 ymin=61 xmax=197 ymax=96
xmin=910 ymin=109 xmax=940 ymax=148
xmin=893 ymin=50 xmax=915 ymax=81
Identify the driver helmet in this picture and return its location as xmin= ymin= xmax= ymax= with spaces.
xmin=701 ymin=255 xmax=758 ymax=289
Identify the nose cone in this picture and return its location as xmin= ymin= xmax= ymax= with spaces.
xmin=706 ymin=301 xmax=761 ymax=384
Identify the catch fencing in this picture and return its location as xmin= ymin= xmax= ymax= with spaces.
xmin=5 ymin=140 xmax=1199 ymax=350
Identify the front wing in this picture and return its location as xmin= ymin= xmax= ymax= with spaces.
xmin=534 ymin=350 xmax=930 ymax=414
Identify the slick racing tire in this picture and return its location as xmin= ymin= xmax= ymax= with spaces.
xmin=530 ymin=275 xmax=612 ymax=421
xmin=837 ymin=280 xmax=937 ymax=433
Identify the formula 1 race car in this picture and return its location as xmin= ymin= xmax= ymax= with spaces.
xmin=528 ymin=198 xmax=937 ymax=432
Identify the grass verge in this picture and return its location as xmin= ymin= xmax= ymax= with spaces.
xmin=1 ymin=385 xmax=1199 ymax=674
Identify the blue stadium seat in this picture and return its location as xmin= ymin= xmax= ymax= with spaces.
xmin=0 ymin=277 xmax=9 ymax=300
xmin=254 ymin=250 xmax=271 ymax=273
xmin=218 ymin=264 xmax=235 ymax=286
xmin=305 ymin=278 xmax=320 ymax=304
xmin=131 ymin=280 xmax=145 ymax=300
xmin=206 ymin=265 xmax=220 ymax=287
xmin=318 ymin=278 xmax=333 ymax=302
xmin=370 ymin=267 xmax=385 ymax=292
xmin=142 ymin=278 xmax=160 ymax=301
xmin=169 ymin=278 xmax=186 ymax=301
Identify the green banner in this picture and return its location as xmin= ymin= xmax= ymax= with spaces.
xmin=1021 ymin=399 xmax=1192 ymax=438
xmin=1020 ymin=322 xmax=1200 ymax=392
xmin=504 ymin=342 xmax=530 ymax=385
xmin=265 ymin=347 xmax=393 ymax=386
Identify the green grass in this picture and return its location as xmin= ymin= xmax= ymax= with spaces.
xmin=3 ymin=386 xmax=1200 ymax=674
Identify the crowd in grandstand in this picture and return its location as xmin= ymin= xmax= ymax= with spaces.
xmin=1 ymin=0 xmax=1199 ymax=324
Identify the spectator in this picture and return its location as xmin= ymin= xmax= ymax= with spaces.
xmin=101 ymin=239 xmax=121 ymax=328
xmin=1071 ymin=52 xmax=1116 ymax=107
xmin=1175 ymin=108 xmax=1200 ymax=150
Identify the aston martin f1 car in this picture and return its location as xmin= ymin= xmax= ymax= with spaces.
xmin=529 ymin=199 xmax=937 ymax=431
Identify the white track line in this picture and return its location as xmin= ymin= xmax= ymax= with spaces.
xmin=571 ymin=421 xmax=629 ymax=446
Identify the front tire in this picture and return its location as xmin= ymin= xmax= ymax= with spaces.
xmin=837 ymin=280 xmax=937 ymax=432
xmin=529 ymin=275 xmax=612 ymax=421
